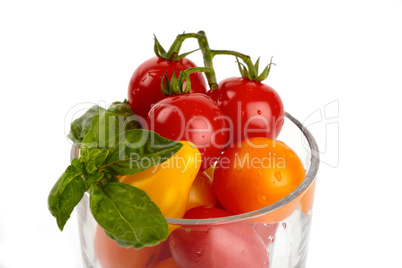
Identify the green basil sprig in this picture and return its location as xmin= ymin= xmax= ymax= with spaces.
xmin=48 ymin=159 xmax=87 ymax=231
xmin=48 ymin=101 xmax=182 ymax=249
xmin=68 ymin=100 xmax=142 ymax=148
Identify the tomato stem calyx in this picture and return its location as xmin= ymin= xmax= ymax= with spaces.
xmin=160 ymin=67 xmax=213 ymax=96
xmin=236 ymin=56 xmax=276 ymax=82
xmin=154 ymin=35 xmax=199 ymax=61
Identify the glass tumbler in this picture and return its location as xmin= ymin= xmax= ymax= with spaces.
xmin=73 ymin=112 xmax=319 ymax=268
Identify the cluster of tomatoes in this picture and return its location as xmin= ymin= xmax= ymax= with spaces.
xmin=96 ymin=32 xmax=309 ymax=268
xmin=126 ymin=35 xmax=305 ymax=210
xmin=128 ymin=51 xmax=285 ymax=169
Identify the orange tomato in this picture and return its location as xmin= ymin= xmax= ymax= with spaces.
xmin=94 ymin=225 xmax=162 ymax=268
xmin=213 ymin=137 xmax=306 ymax=215
xmin=153 ymin=257 xmax=179 ymax=268
xmin=186 ymin=171 xmax=217 ymax=210
xmin=299 ymin=180 xmax=316 ymax=214
xmin=247 ymin=196 xmax=299 ymax=223
xmin=248 ymin=180 xmax=315 ymax=224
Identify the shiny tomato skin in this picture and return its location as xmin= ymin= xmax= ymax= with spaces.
xmin=94 ymin=225 xmax=162 ymax=268
xmin=154 ymin=239 xmax=174 ymax=264
xmin=204 ymin=164 xmax=215 ymax=180
xmin=128 ymin=57 xmax=207 ymax=119
xmin=213 ymin=137 xmax=305 ymax=215
xmin=253 ymin=222 xmax=279 ymax=246
xmin=148 ymin=93 xmax=228 ymax=171
xmin=208 ymin=77 xmax=284 ymax=145
xmin=184 ymin=206 xmax=233 ymax=219
xmin=186 ymin=171 xmax=217 ymax=211
xmin=299 ymin=180 xmax=316 ymax=214
xmin=169 ymin=223 xmax=269 ymax=268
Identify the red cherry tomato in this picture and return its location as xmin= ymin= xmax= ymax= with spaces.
xmin=252 ymin=222 xmax=279 ymax=246
xmin=127 ymin=56 xmax=207 ymax=119
xmin=184 ymin=206 xmax=233 ymax=219
xmin=208 ymin=77 xmax=284 ymax=145
xmin=148 ymin=93 xmax=228 ymax=171
xmin=94 ymin=225 xmax=162 ymax=268
xmin=169 ymin=223 xmax=269 ymax=268
xmin=154 ymin=239 xmax=174 ymax=264
xmin=213 ymin=137 xmax=305 ymax=215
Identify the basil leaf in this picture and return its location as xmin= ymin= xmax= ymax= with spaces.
xmin=101 ymin=129 xmax=183 ymax=176
xmin=68 ymin=105 xmax=104 ymax=146
xmin=71 ymin=157 xmax=84 ymax=172
xmin=48 ymin=162 xmax=87 ymax=231
xmin=80 ymin=147 xmax=109 ymax=175
xmin=90 ymin=182 xmax=168 ymax=249
xmin=69 ymin=101 xmax=141 ymax=148
xmin=86 ymin=172 xmax=105 ymax=185
xmin=93 ymin=101 xmax=142 ymax=149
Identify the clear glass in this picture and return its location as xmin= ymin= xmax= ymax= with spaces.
xmin=73 ymin=112 xmax=319 ymax=268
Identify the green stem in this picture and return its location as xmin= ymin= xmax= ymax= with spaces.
xmin=183 ymin=67 xmax=213 ymax=75
xmin=167 ymin=32 xmax=218 ymax=89
xmin=195 ymin=31 xmax=218 ymax=89
xmin=166 ymin=35 xmax=187 ymax=57
xmin=209 ymin=50 xmax=257 ymax=79
xmin=179 ymin=67 xmax=215 ymax=93
xmin=166 ymin=31 xmax=259 ymax=89
xmin=181 ymin=67 xmax=214 ymax=93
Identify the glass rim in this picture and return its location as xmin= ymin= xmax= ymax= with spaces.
xmin=72 ymin=112 xmax=320 ymax=225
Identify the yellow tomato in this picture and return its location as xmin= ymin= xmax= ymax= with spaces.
xmin=204 ymin=164 xmax=216 ymax=180
xmin=119 ymin=141 xmax=201 ymax=219
xmin=186 ymin=171 xmax=217 ymax=211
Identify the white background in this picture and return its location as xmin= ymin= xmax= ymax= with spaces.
xmin=1 ymin=0 xmax=401 ymax=267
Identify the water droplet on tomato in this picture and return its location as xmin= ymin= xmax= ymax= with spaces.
xmin=257 ymin=110 xmax=262 ymax=115
xmin=258 ymin=195 xmax=267 ymax=203
xmin=195 ymin=250 xmax=204 ymax=262
xmin=268 ymin=235 xmax=274 ymax=243
xmin=274 ymin=171 xmax=282 ymax=182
